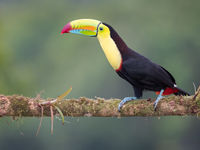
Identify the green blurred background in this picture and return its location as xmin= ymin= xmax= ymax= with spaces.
xmin=0 ymin=0 xmax=200 ymax=149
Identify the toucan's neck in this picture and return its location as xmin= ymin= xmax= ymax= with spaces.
xmin=104 ymin=23 xmax=129 ymax=55
xmin=96 ymin=24 xmax=130 ymax=71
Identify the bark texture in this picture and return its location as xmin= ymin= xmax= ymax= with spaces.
xmin=0 ymin=87 xmax=200 ymax=117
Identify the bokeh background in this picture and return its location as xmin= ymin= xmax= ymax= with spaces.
xmin=0 ymin=0 xmax=200 ymax=149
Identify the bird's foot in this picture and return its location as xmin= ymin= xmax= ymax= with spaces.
xmin=153 ymin=89 xmax=164 ymax=110
xmin=118 ymin=97 xmax=137 ymax=112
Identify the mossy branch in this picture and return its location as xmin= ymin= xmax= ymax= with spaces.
xmin=0 ymin=87 xmax=200 ymax=117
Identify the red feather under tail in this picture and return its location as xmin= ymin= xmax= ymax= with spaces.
xmin=156 ymin=87 xmax=190 ymax=96
xmin=156 ymin=87 xmax=178 ymax=96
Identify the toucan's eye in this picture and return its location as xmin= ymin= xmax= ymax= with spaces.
xmin=99 ymin=27 xmax=103 ymax=31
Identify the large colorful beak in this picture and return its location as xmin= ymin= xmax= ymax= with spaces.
xmin=61 ymin=19 xmax=101 ymax=37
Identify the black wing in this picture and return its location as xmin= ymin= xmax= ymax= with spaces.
xmin=118 ymin=50 xmax=176 ymax=92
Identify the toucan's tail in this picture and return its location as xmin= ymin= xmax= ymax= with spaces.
xmin=174 ymin=87 xmax=190 ymax=96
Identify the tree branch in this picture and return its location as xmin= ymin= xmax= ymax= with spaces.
xmin=0 ymin=87 xmax=200 ymax=117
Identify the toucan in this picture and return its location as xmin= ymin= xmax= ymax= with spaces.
xmin=61 ymin=19 xmax=189 ymax=111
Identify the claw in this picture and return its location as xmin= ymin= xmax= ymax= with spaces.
xmin=153 ymin=89 xmax=164 ymax=110
xmin=118 ymin=97 xmax=137 ymax=112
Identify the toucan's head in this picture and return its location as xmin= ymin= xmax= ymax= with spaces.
xmin=61 ymin=19 xmax=126 ymax=71
xmin=61 ymin=19 xmax=111 ymax=38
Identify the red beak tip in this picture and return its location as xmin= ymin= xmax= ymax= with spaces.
xmin=61 ymin=23 xmax=72 ymax=35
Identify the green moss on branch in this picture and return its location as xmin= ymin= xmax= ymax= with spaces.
xmin=0 ymin=87 xmax=200 ymax=117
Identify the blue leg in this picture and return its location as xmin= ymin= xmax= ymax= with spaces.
xmin=118 ymin=97 xmax=137 ymax=112
xmin=153 ymin=89 xmax=164 ymax=110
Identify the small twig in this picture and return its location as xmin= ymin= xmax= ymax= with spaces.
xmin=39 ymin=87 xmax=72 ymax=105
xmin=36 ymin=106 xmax=44 ymax=136
xmin=54 ymin=105 xmax=65 ymax=125
xmin=56 ymin=86 xmax=72 ymax=102
xmin=193 ymin=86 xmax=200 ymax=101
xmin=50 ymin=105 xmax=54 ymax=135
xmin=39 ymin=99 xmax=57 ymax=105
xmin=35 ymin=87 xmax=72 ymax=135
xmin=193 ymin=82 xmax=197 ymax=93
xmin=35 ymin=90 xmax=45 ymax=100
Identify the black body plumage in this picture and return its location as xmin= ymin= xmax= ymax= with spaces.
xmin=103 ymin=23 xmax=190 ymax=97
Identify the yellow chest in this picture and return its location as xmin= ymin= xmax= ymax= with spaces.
xmin=97 ymin=36 xmax=122 ymax=70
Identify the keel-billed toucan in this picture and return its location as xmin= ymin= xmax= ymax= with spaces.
xmin=61 ymin=19 xmax=189 ymax=111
